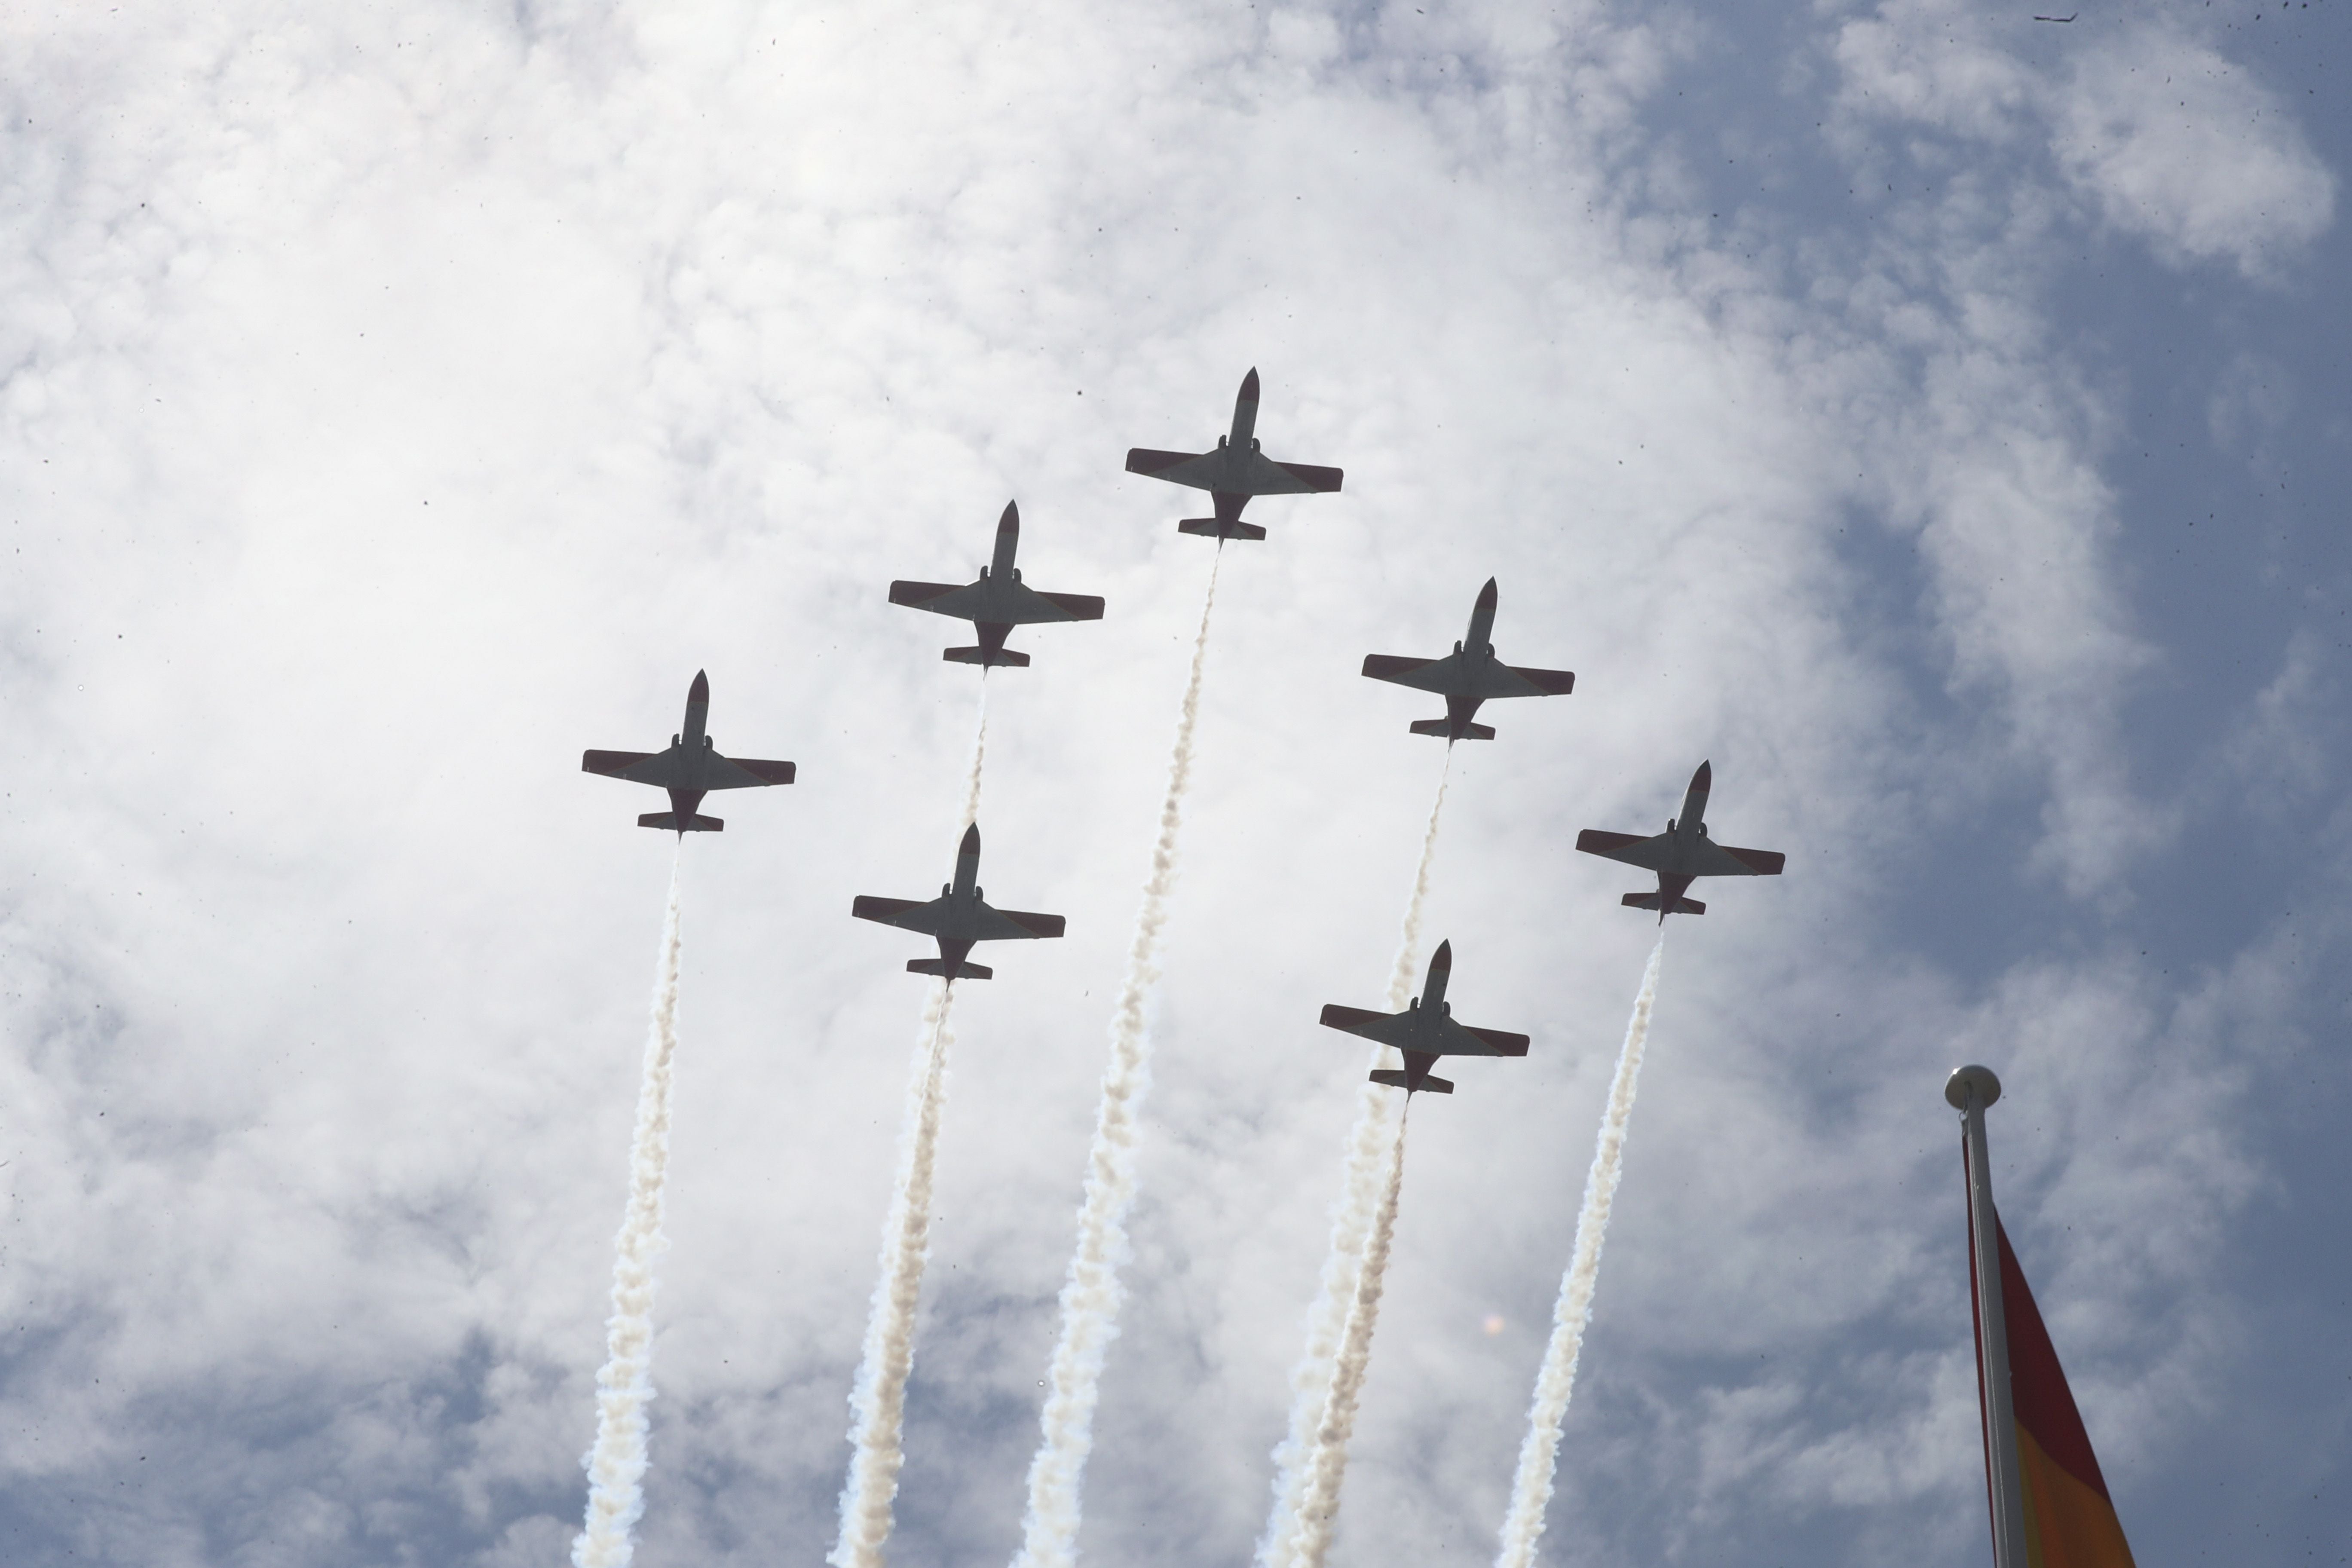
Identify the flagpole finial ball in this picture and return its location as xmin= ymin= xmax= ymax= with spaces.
xmin=1945 ymin=1064 xmax=2002 ymax=1111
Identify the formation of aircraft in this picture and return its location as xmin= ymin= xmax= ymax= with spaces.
xmin=1318 ymin=941 xmax=1530 ymax=1096
xmin=581 ymin=671 xmax=796 ymax=834
xmin=851 ymin=823 xmax=1067 ymax=980
xmin=581 ymin=372 xmax=1789 ymax=1090
xmin=1576 ymin=762 xmax=1785 ymax=922
xmin=888 ymin=501 xmax=1105 ymax=668
xmin=1123 ymin=368 xmax=1345 ymax=542
xmin=1360 ymin=578 xmax=1576 ymax=742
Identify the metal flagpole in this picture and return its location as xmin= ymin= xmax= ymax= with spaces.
xmin=1948 ymin=1064 xmax=2028 ymax=1568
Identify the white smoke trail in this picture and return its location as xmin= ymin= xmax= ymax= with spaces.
xmin=1010 ymin=551 xmax=1224 ymax=1568
xmin=831 ymin=982 xmax=959 ymax=1568
xmin=1384 ymin=761 xmax=1452 ymax=1012
xmin=959 ymin=684 xmax=990 ymax=831
xmin=825 ymin=662 xmax=987 ymax=1568
xmin=1290 ymin=1106 xmax=1411 ymax=1568
xmin=571 ymin=859 xmax=686 ymax=1568
xmin=1259 ymin=760 xmax=1449 ymax=1568
xmin=1492 ymin=938 xmax=1665 ymax=1568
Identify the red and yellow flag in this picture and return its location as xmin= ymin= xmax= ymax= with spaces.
xmin=1968 ymin=1209 xmax=2138 ymax=1568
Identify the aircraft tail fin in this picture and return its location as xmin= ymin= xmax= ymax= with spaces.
xmin=1370 ymin=1069 xmax=1454 ymax=1095
xmin=907 ymin=958 xmax=993 ymax=980
xmin=1179 ymin=518 xmax=1266 ymax=542
xmin=1621 ymin=891 xmax=1704 ymax=915
xmin=638 ymin=812 xmax=724 ymax=833
xmin=943 ymin=646 xmax=1032 ymax=668
xmin=1410 ymin=719 xmax=1496 ymax=740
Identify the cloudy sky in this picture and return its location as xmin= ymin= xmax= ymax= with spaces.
xmin=2 ymin=0 xmax=2346 ymax=1564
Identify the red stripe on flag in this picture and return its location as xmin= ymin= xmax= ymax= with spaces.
xmin=1992 ymin=1213 xmax=2114 ymax=1502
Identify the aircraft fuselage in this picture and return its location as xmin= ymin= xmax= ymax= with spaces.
xmin=962 ymin=510 xmax=1029 ymax=656
xmin=1227 ymin=374 xmax=1260 ymax=451
xmin=1638 ymin=763 xmax=1718 ymax=920
xmin=665 ymin=673 xmax=717 ymax=821
xmin=1436 ymin=579 xmax=1504 ymax=738
xmin=925 ymin=826 xmax=989 ymax=970
xmin=1393 ymin=944 xmax=1458 ymax=1063
xmin=1658 ymin=763 xmax=1716 ymax=872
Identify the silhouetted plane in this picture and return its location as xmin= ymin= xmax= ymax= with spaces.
xmin=1361 ymin=578 xmax=1575 ymax=742
xmin=1319 ymin=941 xmax=1529 ymax=1095
xmin=852 ymin=823 xmax=1066 ymax=980
xmin=1124 ymin=368 xmax=1343 ymax=542
xmin=582 ymin=671 xmax=795 ymax=834
xmin=888 ymin=501 xmax=1105 ymax=668
xmin=1576 ymin=761 xmax=1784 ymax=922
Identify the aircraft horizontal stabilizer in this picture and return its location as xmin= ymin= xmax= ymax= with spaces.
xmin=1410 ymin=719 xmax=1495 ymax=740
xmin=1179 ymin=518 xmax=1266 ymax=542
xmin=944 ymin=646 xmax=1032 ymax=668
xmin=1622 ymin=891 xmax=1704 ymax=915
xmin=639 ymin=812 xmax=724 ymax=832
xmin=907 ymin=958 xmax=993 ymax=980
xmin=1370 ymin=1069 xmax=1453 ymax=1094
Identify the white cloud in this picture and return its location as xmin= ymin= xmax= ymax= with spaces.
xmin=2055 ymin=30 xmax=2336 ymax=279
xmin=1828 ymin=2 xmax=2337 ymax=281
xmin=0 ymin=1 xmax=2333 ymax=1565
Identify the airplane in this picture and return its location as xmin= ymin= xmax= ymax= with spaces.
xmin=1317 ymin=940 xmax=1529 ymax=1095
xmin=851 ymin=822 xmax=1066 ymax=980
xmin=1123 ymin=367 xmax=1344 ymax=542
xmin=581 ymin=670 xmax=796 ymax=834
xmin=888 ymin=501 xmax=1106 ymax=668
xmin=1360 ymin=578 xmax=1576 ymax=742
xmin=1574 ymin=761 xmax=1785 ymax=922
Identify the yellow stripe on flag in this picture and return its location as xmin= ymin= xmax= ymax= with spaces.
xmin=2016 ymin=1422 xmax=2136 ymax=1568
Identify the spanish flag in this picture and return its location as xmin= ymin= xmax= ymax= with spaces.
xmin=1968 ymin=1205 xmax=2138 ymax=1568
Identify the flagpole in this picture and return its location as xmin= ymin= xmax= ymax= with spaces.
xmin=1948 ymin=1064 xmax=2028 ymax=1568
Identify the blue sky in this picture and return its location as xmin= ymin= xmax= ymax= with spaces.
xmin=0 ymin=2 xmax=2345 ymax=1565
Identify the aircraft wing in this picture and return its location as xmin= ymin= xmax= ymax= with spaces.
xmin=974 ymin=904 xmax=1066 ymax=941
xmin=1576 ymin=828 xmax=1672 ymax=871
xmin=1363 ymin=655 xmax=1575 ymax=700
xmin=852 ymin=895 xmax=948 ymax=935
xmin=1438 ymin=1018 xmax=1531 ymax=1057
xmin=584 ymin=748 xmax=680 ymax=786
xmin=1125 ymin=446 xmax=1345 ymax=497
xmin=889 ymin=579 xmax=980 ymax=617
xmin=1237 ymin=448 xmax=1343 ymax=496
xmin=1684 ymin=839 xmax=1785 ymax=878
xmin=1318 ymin=1003 xmax=1415 ymax=1049
xmin=1485 ymin=663 xmax=1577 ymax=698
xmin=1124 ymin=447 xmax=1226 ymax=491
xmin=995 ymin=580 xmax=1105 ymax=625
xmin=1361 ymin=653 xmax=1459 ymax=695
xmin=704 ymin=751 xmax=797 ymax=790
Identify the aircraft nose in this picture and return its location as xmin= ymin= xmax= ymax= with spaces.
xmin=1476 ymin=577 xmax=1498 ymax=612
xmin=1691 ymin=760 xmax=1712 ymax=791
xmin=999 ymin=499 xmax=1019 ymax=534
xmin=1429 ymin=938 xmax=1452 ymax=972
xmin=959 ymin=821 xmax=981 ymax=855
xmin=690 ymin=670 xmax=710 ymax=703
xmin=1240 ymin=367 xmax=1260 ymax=401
